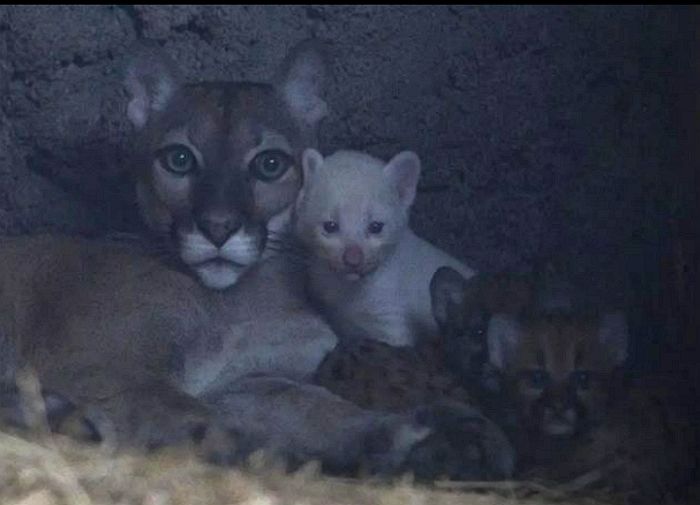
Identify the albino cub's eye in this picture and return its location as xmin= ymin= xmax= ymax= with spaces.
xmin=249 ymin=149 xmax=294 ymax=182
xmin=368 ymin=221 xmax=384 ymax=234
xmin=572 ymin=370 xmax=591 ymax=390
xmin=323 ymin=221 xmax=339 ymax=234
xmin=158 ymin=144 xmax=197 ymax=175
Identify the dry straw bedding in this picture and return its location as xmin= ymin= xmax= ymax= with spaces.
xmin=0 ymin=425 xmax=619 ymax=505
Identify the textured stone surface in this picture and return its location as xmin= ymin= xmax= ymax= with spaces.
xmin=0 ymin=5 xmax=692 ymax=315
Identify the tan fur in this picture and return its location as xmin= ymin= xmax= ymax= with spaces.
xmin=0 ymin=233 xmax=522 ymax=479
xmin=0 ymin=233 xmax=440 ymax=473
xmin=2 ymin=41 xmax=508 ymax=477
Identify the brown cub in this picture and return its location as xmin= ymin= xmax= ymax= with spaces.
xmin=433 ymin=265 xmax=697 ymax=501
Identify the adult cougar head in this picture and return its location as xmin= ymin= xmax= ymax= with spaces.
xmin=124 ymin=39 xmax=328 ymax=289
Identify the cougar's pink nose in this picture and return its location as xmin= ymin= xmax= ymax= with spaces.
xmin=342 ymin=245 xmax=364 ymax=268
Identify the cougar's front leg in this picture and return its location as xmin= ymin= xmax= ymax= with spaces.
xmin=38 ymin=365 xmax=240 ymax=459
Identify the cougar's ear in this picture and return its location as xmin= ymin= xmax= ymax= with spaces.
xmin=430 ymin=266 xmax=470 ymax=333
xmin=487 ymin=314 xmax=522 ymax=370
xmin=276 ymin=39 xmax=329 ymax=128
xmin=124 ymin=40 xmax=182 ymax=129
xmin=598 ymin=311 xmax=629 ymax=367
xmin=383 ymin=151 xmax=421 ymax=209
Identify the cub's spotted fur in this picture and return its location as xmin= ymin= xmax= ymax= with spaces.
xmin=313 ymin=268 xmax=518 ymax=481
xmin=314 ymin=337 xmax=470 ymax=412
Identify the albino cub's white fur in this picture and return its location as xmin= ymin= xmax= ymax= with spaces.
xmin=293 ymin=148 xmax=475 ymax=347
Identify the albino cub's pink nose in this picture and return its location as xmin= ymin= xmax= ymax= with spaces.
xmin=342 ymin=245 xmax=364 ymax=267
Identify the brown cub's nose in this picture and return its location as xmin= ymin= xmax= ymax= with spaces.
xmin=196 ymin=212 xmax=241 ymax=248
xmin=342 ymin=245 xmax=365 ymax=268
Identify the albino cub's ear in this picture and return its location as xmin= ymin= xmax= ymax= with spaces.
xmin=296 ymin=148 xmax=324 ymax=209
xmin=487 ymin=314 xmax=521 ymax=370
xmin=430 ymin=266 xmax=469 ymax=332
xmin=276 ymin=39 xmax=329 ymax=128
xmin=301 ymin=148 xmax=324 ymax=188
xmin=384 ymin=151 xmax=421 ymax=208
xmin=124 ymin=41 xmax=182 ymax=129
xmin=598 ymin=311 xmax=629 ymax=366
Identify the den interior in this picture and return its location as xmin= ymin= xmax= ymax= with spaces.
xmin=0 ymin=5 xmax=698 ymax=505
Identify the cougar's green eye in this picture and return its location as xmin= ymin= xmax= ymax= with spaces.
xmin=158 ymin=144 xmax=197 ymax=175
xmin=249 ymin=149 xmax=294 ymax=182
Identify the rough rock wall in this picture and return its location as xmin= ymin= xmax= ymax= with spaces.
xmin=0 ymin=6 xmax=691 ymax=312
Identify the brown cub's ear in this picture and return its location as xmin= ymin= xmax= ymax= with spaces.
xmin=598 ymin=311 xmax=629 ymax=367
xmin=124 ymin=40 xmax=182 ymax=129
xmin=486 ymin=314 xmax=521 ymax=370
xmin=383 ymin=151 xmax=421 ymax=209
xmin=276 ymin=39 xmax=329 ymax=129
xmin=430 ymin=266 xmax=470 ymax=332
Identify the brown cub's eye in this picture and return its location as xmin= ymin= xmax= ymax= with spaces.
xmin=572 ymin=370 xmax=591 ymax=390
xmin=368 ymin=221 xmax=384 ymax=234
xmin=323 ymin=221 xmax=339 ymax=234
xmin=158 ymin=144 xmax=197 ymax=175
xmin=525 ymin=369 xmax=549 ymax=389
xmin=249 ymin=149 xmax=294 ymax=182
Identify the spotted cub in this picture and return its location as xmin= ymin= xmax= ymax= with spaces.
xmin=313 ymin=267 xmax=525 ymax=481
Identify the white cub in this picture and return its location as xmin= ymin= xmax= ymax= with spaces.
xmin=293 ymin=148 xmax=475 ymax=347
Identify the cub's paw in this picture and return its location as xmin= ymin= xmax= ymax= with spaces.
xmin=354 ymin=415 xmax=433 ymax=478
xmin=402 ymin=401 xmax=515 ymax=481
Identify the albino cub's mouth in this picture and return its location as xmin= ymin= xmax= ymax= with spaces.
xmin=178 ymin=226 xmax=263 ymax=290
xmin=327 ymin=259 xmax=381 ymax=282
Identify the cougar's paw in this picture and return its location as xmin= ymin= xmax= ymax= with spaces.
xmin=0 ymin=385 xmax=102 ymax=442
xmin=84 ymin=386 xmax=222 ymax=456
xmin=403 ymin=401 xmax=515 ymax=481
xmin=43 ymin=392 xmax=104 ymax=443
xmin=197 ymin=423 xmax=261 ymax=467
